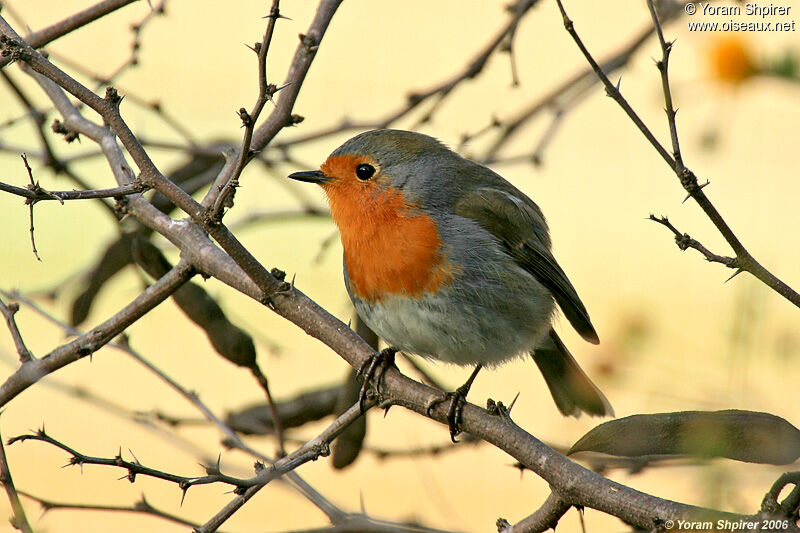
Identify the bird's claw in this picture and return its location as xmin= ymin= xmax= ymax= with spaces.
xmin=357 ymin=347 xmax=397 ymax=412
xmin=426 ymin=383 xmax=471 ymax=443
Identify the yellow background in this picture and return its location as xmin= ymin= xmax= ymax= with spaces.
xmin=0 ymin=1 xmax=798 ymax=531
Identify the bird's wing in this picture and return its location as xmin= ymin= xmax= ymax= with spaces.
xmin=454 ymin=186 xmax=599 ymax=344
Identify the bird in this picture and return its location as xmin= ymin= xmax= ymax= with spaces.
xmin=289 ymin=129 xmax=612 ymax=439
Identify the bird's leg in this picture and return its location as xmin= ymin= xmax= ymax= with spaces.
xmin=356 ymin=347 xmax=398 ymax=412
xmin=426 ymin=364 xmax=483 ymax=443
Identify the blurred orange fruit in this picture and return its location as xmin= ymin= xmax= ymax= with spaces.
xmin=709 ymin=36 xmax=756 ymax=83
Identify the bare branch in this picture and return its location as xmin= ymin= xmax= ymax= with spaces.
xmin=0 ymin=428 xmax=33 ymax=533
xmin=206 ymin=0 xmax=287 ymax=220
xmin=0 ymin=7 xmax=339 ymax=303
xmin=0 ymin=295 xmax=33 ymax=363
xmin=271 ymin=0 xmax=540 ymax=151
xmin=553 ymin=0 xmax=799 ymax=308
xmin=18 ymin=491 xmax=221 ymax=532
xmin=9 ymin=428 xmax=253 ymax=493
xmin=0 ymin=69 xmax=119 ymax=218
xmin=0 ymin=262 xmax=194 ymax=408
xmin=196 ymin=401 xmax=372 ymax=532
xmin=505 ymin=492 xmax=571 ymax=533
xmin=0 ymin=0 xmax=139 ymax=69
xmin=0 ymin=177 xmax=148 ymax=202
xmin=649 ymin=215 xmax=738 ymax=269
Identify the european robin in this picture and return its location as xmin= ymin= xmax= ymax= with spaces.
xmin=289 ymin=129 xmax=612 ymax=438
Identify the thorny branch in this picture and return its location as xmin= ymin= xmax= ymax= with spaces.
xmin=0 ymin=295 xmax=32 ymax=363
xmin=0 ymin=172 xmax=148 ymax=203
xmin=501 ymin=492 xmax=571 ymax=533
xmin=17 ymin=491 xmax=222 ymax=532
xmin=9 ymin=428 xmax=255 ymax=495
xmin=0 ymin=428 xmax=33 ymax=533
xmin=271 ymin=0 xmax=542 ymax=151
xmin=207 ymin=0 xmax=288 ymax=220
xmin=0 ymin=68 xmax=120 ymax=218
xmin=0 ymin=1 xmax=798 ymax=532
xmin=649 ymin=215 xmax=738 ymax=270
xmin=10 ymin=398 xmax=373 ymax=532
xmin=554 ymin=0 xmax=799 ymax=308
xmin=0 ymin=289 xmax=360 ymax=530
xmin=0 ymin=0 xmax=139 ymax=69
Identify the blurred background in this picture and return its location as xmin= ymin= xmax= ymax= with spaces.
xmin=0 ymin=1 xmax=798 ymax=531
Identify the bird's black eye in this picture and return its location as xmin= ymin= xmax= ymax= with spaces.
xmin=355 ymin=164 xmax=376 ymax=181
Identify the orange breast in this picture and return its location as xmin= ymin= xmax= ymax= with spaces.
xmin=320 ymin=159 xmax=454 ymax=303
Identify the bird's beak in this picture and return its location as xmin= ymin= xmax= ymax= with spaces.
xmin=287 ymin=170 xmax=331 ymax=184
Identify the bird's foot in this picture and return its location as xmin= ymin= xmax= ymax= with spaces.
xmin=357 ymin=347 xmax=397 ymax=412
xmin=426 ymin=385 xmax=470 ymax=443
xmin=425 ymin=364 xmax=483 ymax=443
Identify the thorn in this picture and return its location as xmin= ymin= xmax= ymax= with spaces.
xmin=507 ymin=392 xmax=520 ymax=412
xmin=724 ymin=268 xmax=744 ymax=283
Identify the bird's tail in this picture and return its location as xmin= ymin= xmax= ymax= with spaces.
xmin=531 ymin=329 xmax=614 ymax=417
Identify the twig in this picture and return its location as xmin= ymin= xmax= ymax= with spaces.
xmin=270 ymin=0 xmax=540 ymax=151
xmin=505 ymin=492 xmax=571 ymax=533
xmin=249 ymin=364 xmax=287 ymax=456
xmin=0 ymin=428 xmax=34 ymax=533
xmin=18 ymin=491 xmax=224 ymax=532
xmin=553 ymin=0 xmax=799 ymax=308
xmin=649 ymin=215 xmax=737 ymax=270
xmin=196 ymin=400 xmax=372 ymax=533
xmin=0 ymin=295 xmax=33 ymax=363
xmin=0 ymin=290 xmax=348 ymax=525
xmin=227 ymin=206 xmax=329 ymax=232
xmin=0 ymin=262 xmax=194 ymax=408
xmin=0 ymin=69 xmax=119 ymax=218
xmin=0 ymin=0 xmax=139 ymax=69
xmin=207 ymin=0 xmax=288 ymax=220
xmin=0 ymin=176 xmax=148 ymax=202
xmin=761 ymin=472 xmax=800 ymax=518
xmin=35 ymin=46 xmax=199 ymax=146
xmin=483 ymin=20 xmax=662 ymax=162
xmin=19 ymin=154 xmax=42 ymax=261
xmin=9 ymin=428 xmax=256 ymax=494
xmin=0 ymin=8 xmax=337 ymax=304
xmin=646 ymin=0 xmax=683 ymax=170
